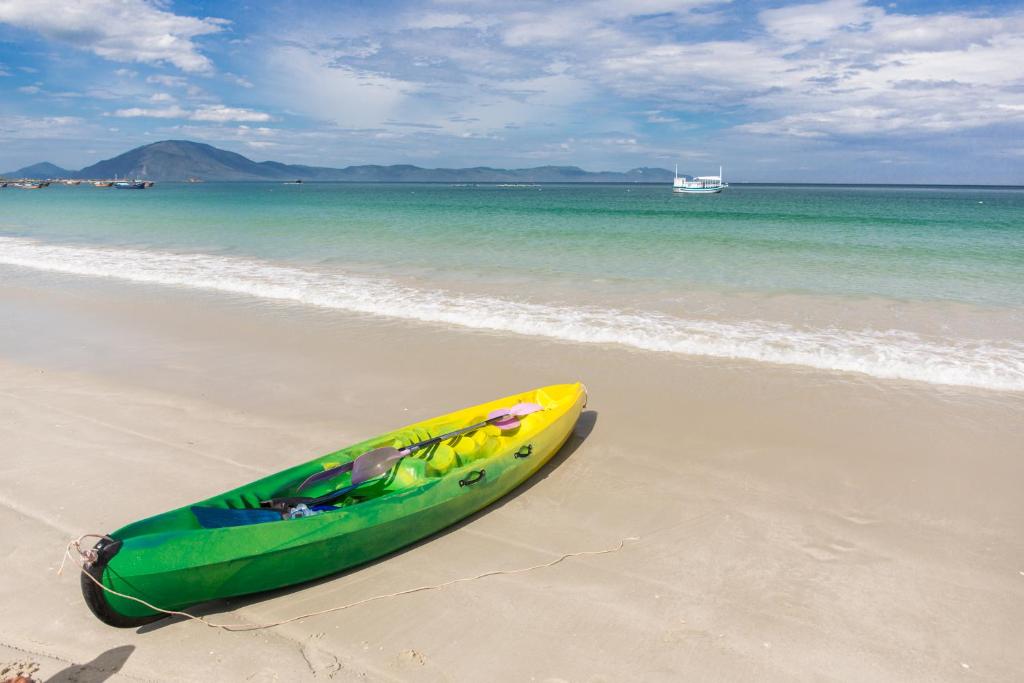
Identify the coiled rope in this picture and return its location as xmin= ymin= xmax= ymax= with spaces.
xmin=60 ymin=534 xmax=638 ymax=632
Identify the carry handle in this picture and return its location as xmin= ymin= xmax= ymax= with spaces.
xmin=459 ymin=470 xmax=486 ymax=487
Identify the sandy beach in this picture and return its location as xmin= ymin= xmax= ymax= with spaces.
xmin=0 ymin=270 xmax=1021 ymax=681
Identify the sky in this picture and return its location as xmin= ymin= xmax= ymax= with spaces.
xmin=1 ymin=0 xmax=1023 ymax=183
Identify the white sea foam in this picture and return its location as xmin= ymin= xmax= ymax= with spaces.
xmin=2 ymin=236 xmax=1023 ymax=392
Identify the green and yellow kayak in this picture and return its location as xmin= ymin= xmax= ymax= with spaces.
xmin=82 ymin=383 xmax=586 ymax=626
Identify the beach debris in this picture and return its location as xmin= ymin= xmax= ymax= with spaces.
xmin=398 ymin=649 xmax=427 ymax=667
xmin=0 ymin=659 xmax=39 ymax=683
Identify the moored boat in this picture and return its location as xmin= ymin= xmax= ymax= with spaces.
xmin=93 ymin=180 xmax=114 ymax=188
xmin=113 ymin=180 xmax=147 ymax=189
xmin=673 ymin=165 xmax=727 ymax=194
xmin=80 ymin=383 xmax=587 ymax=626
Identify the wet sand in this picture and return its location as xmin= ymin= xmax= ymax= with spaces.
xmin=1 ymin=271 xmax=1022 ymax=681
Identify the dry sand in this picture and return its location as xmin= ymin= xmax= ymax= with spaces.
xmin=1 ymin=272 xmax=1022 ymax=681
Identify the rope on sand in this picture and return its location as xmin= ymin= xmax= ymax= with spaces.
xmin=60 ymin=534 xmax=638 ymax=632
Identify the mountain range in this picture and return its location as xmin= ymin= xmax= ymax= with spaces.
xmin=4 ymin=140 xmax=675 ymax=183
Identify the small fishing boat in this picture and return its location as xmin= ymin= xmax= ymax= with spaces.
xmin=80 ymin=383 xmax=587 ymax=626
xmin=673 ymin=165 xmax=727 ymax=194
xmin=113 ymin=180 xmax=147 ymax=190
xmin=13 ymin=181 xmax=45 ymax=189
xmin=93 ymin=180 xmax=113 ymax=188
xmin=283 ymin=179 xmax=303 ymax=184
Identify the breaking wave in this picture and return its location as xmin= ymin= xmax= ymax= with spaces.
xmin=2 ymin=236 xmax=1022 ymax=392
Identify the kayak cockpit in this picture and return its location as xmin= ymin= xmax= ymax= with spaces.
xmin=112 ymin=385 xmax=577 ymax=536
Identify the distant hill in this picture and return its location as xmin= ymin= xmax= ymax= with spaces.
xmin=4 ymin=161 xmax=74 ymax=178
xmin=75 ymin=140 xmax=304 ymax=182
xmin=7 ymin=140 xmax=675 ymax=182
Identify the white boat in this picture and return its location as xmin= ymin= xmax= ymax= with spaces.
xmin=673 ymin=165 xmax=727 ymax=194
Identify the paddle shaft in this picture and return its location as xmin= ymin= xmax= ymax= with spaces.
xmin=297 ymin=410 xmax=529 ymax=493
xmin=304 ymin=417 xmax=501 ymax=506
xmin=270 ymin=414 xmax=512 ymax=509
xmin=274 ymin=403 xmax=543 ymax=509
xmin=403 ymin=416 xmax=498 ymax=455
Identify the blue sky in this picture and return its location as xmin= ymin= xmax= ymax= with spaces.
xmin=1 ymin=0 xmax=1022 ymax=182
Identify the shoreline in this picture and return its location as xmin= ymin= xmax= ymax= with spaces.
xmin=1 ymin=271 xmax=1022 ymax=680
xmin=2 ymin=249 xmax=1022 ymax=394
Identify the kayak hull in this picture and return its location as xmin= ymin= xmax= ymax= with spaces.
xmin=82 ymin=383 xmax=586 ymax=626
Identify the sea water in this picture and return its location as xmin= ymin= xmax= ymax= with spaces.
xmin=1 ymin=182 xmax=1022 ymax=391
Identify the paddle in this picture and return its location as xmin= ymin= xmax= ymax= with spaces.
xmin=259 ymin=402 xmax=543 ymax=512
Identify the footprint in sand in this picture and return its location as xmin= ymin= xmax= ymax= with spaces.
xmin=839 ymin=512 xmax=879 ymax=526
xmin=802 ymin=539 xmax=857 ymax=561
xmin=300 ymin=644 xmax=343 ymax=679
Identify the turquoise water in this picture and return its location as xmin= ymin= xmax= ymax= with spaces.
xmin=2 ymin=182 xmax=1023 ymax=390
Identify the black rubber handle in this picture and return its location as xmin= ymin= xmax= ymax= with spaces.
xmin=514 ymin=444 xmax=533 ymax=459
xmin=459 ymin=470 xmax=486 ymax=487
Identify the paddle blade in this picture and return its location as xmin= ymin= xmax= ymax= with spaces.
xmin=487 ymin=402 xmax=543 ymax=430
xmin=351 ymin=447 xmax=406 ymax=486
xmin=297 ymin=460 xmax=355 ymax=492
xmin=509 ymin=402 xmax=543 ymax=416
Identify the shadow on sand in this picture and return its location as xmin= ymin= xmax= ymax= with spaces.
xmin=46 ymin=645 xmax=134 ymax=682
xmin=137 ymin=409 xmax=597 ymax=634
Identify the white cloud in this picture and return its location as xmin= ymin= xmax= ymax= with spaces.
xmin=646 ymin=111 xmax=680 ymax=123
xmin=758 ymin=0 xmax=879 ymax=44
xmin=190 ymin=105 xmax=272 ymax=122
xmin=500 ymin=1 xmax=727 ymax=46
xmin=111 ymin=104 xmax=272 ymax=122
xmin=0 ymin=0 xmax=228 ymax=72
xmin=406 ymin=12 xmax=477 ymax=30
xmin=591 ymin=1 xmax=1024 ymax=138
xmin=146 ymin=74 xmax=189 ymax=88
xmin=112 ymin=105 xmax=188 ymax=118
xmin=0 ymin=115 xmax=83 ymax=140
xmin=225 ymin=73 xmax=254 ymax=88
xmin=265 ymin=44 xmax=412 ymax=128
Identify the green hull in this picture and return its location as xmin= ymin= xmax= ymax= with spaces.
xmin=82 ymin=383 xmax=586 ymax=626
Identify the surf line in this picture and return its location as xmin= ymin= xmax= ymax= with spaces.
xmin=60 ymin=533 xmax=639 ymax=631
